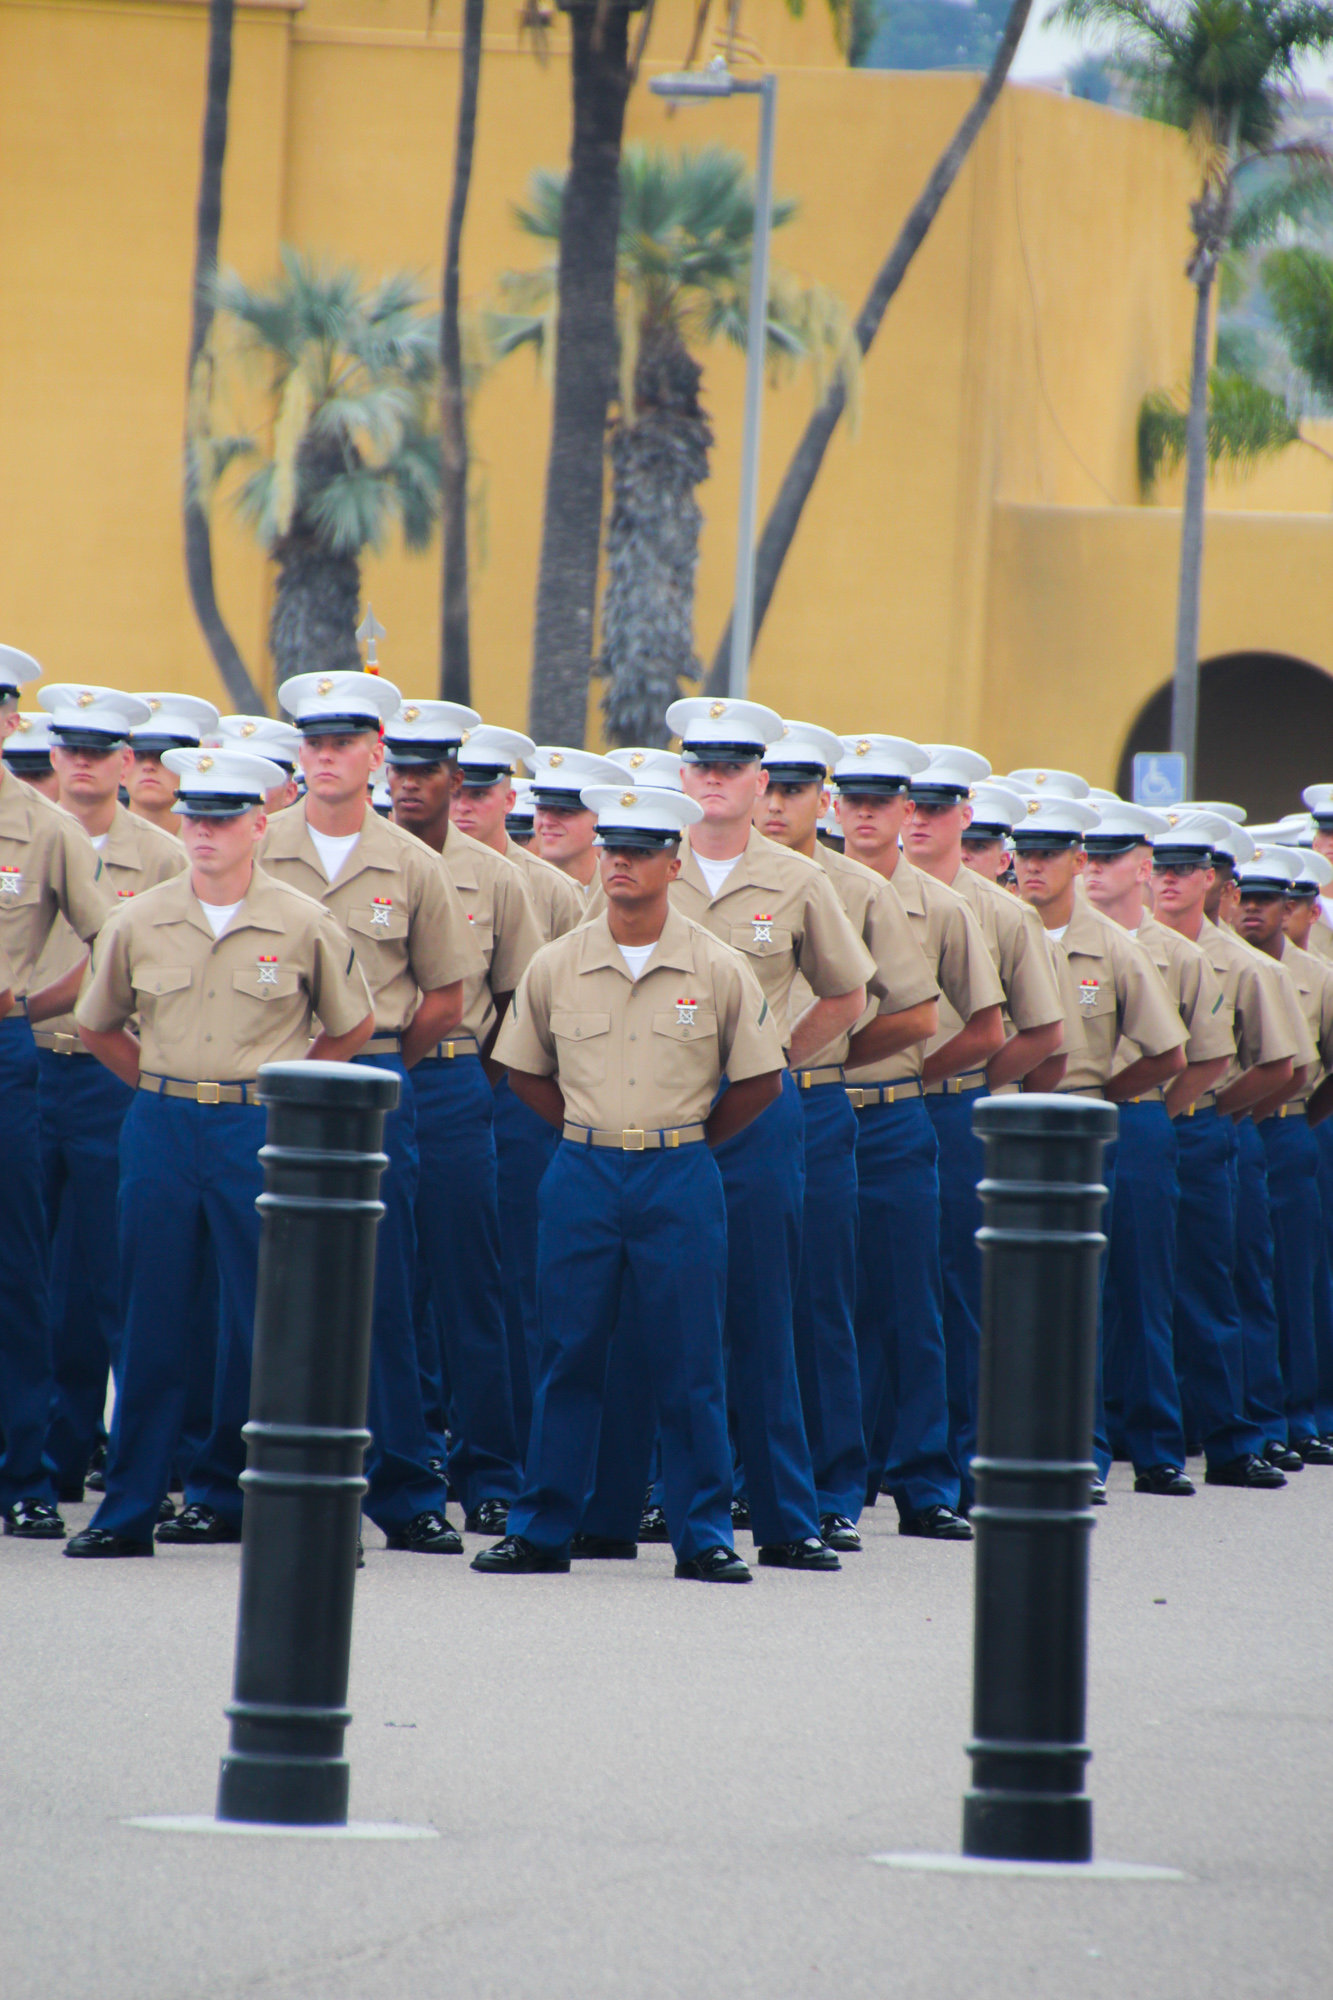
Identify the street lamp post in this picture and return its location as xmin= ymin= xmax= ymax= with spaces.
xmin=650 ymin=59 xmax=777 ymax=701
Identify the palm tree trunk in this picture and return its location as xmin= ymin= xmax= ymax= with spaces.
xmin=183 ymin=0 xmax=267 ymax=713
xmin=600 ymin=329 xmax=712 ymax=744
xmin=527 ymin=1 xmax=631 ymax=745
xmin=704 ymin=0 xmax=1034 ymax=693
xmin=439 ymin=0 xmax=485 ymax=705
xmin=1169 ymin=264 xmax=1215 ymax=785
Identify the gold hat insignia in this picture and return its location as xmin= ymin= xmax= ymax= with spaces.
xmin=147 ymin=698 xmax=161 ymax=712
xmin=628 ymin=752 xmax=645 ymax=769
xmin=402 ymin=705 xmax=420 ymax=723
xmin=1027 ymin=800 xmax=1039 ymax=814
xmin=1035 ymin=771 xmax=1047 ymax=784
xmin=317 ymin=677 xmax=334 ymax=696
xmin=240 ymin=721 xmax=257 ymax=738
xmin=460 ymin=728 xmax=470 ymax=744
xmin=1167 ymin=811 xmax=1179 ymax=826
xmin=548 ymin=751 xmax=563 ymax=768
xmin=709 ymin=701 xmax=726 ymax=719
xmin=15 ymin=715 xmax=30 ymax=732
xmin=76 ymin=691 xmax=95 ymax=708
xmin=620 ymin=790 xmax=638 ymax=807
xmin=855 ymin=739 xmax=871 ymax=757
xmin=196 ymin=754 xmax=214 ymax=772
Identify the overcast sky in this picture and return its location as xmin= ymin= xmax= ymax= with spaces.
xmin=1008 ymin=5 xmax=1333 ymax=86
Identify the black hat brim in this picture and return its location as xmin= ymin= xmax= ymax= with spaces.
xmin=681 ymin=743 xmax=765 ymax=763
xmin=175 ymin=792 xmax=263 ymax=818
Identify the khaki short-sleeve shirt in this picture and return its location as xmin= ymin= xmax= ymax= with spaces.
xmin=505 ymin=836 xmax=584 ymax=942
xmin=0 ymin=766 xmax=112 ymax=994
xmin=854 ymin=856 xmax=1004 ymax=1084
xmin=1276 ymin=938 xmax=1333 ymax=1096
xmin=439 ymin=822 xmax=541 ymax=1044
xmin=75 ymin=864 xmax=372 ymax=1080
xmin=495 ymin=903 xmax=784 ymax=1132
xmin=669 ymin=828 xmax=875 ymax=1051
xmin=1195 ymin=917 xmax=1299 ymax=1087
xmin=1111 ymin=910 xmax=1234 ymax=1076
xmin=787 ymin=843 xmax=939 ymax=1068
xmin=949 ymin=864 xmax=1066 ymax=1034
xmin=259 ymin=804 xmax=482 ymax=1033
xmin=34 ymin=804 xmax=187 ymax=1041
xmin=1050 ymin=897 xmax=1187 ymax=1092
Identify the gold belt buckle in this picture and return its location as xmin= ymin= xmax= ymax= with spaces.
xmin=197 ymin=1081 xmax=222 ymax=1105
xmin=666 ymin=1129 xmax=680 ymax=1148
xmin=444 ymin=1040 xmax=456 ymax=1059
xmin=884 ymin=1086 xmax=896 ymax=1104
xmin=54 ymin=1032 xmax=78 ymax=1055
xmin=799 ymin=1071 xmax=812 ymax=1089
xmin=622 ymin=1127 xmax=646 ymax=1151
xmin=846 ymin=1087 xmax=864 ymax=1109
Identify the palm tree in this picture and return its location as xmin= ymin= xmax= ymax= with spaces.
xmin=702 ymin=0 xmax=1035 ymax=693
xmin=182 ymin=0 xmax=266 ymax=712
xmin=1051 ymin=0 xmax=1333 ymax=788
xmin=1262 ymin=242 xmax=1333 ymax=399
xmin=208 ymin=251 xmax=441 ymax=687
xmin=1137 ymin=365 xmax=1304 ymax=490
xmin=438 ymin=0 xmax=485 ymax=706
xmin=490 ymin=146 xmax=858 ymax=743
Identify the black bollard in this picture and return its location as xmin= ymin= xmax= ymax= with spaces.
xmin=962 ymin=1093 xmax=1118 ymax=1864
xmin=216 ymin=1059 xmax=399 ymax=1828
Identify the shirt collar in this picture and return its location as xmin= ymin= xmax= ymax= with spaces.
xmin=578 ymin=903 xmax=698 ymax=980
xmin=148 ymin=862 xmax=286 ymax=936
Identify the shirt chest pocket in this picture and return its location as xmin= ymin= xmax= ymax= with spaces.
xmin=0 ymin=867 xmax=40 ymax=909
xmin=467 ymin=916 xmax=494 ymax=969
xmin=347 ymin=904 xmax=410 ymax=948
xmin=231 ymin=966 xmax=302 ymax=1039
xmin=728 ymin=922 xmax=792 ymax=962
xmin=1073 ymin=973 xmax=1117 ymax=1040
xmin=132 ymin=965 xmax=193 ymax=1045
xmin=549 ymin=1009 xmax=611 ymax=1087
xmin=650 ymin=1009 xmax=719 ymax=1086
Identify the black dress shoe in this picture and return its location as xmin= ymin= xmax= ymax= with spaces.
xmin=756 ymin=1536 xmax=840 ymax=1570
xmin=675 ymin=1546 xmax=751 ymax=1582
xmin=1263 ymin=1440 xmax=1303 ymax=1472
xmin=384 ymin=1510 xmax=464 ymax=1553
xmin=1297 ymin=1435 xmax=1333 ymax=1465
xmin=570 ymin=1532 xmax=637 ymax=1559
xmin=820 ymin=1513 xmax=862 ymax=1551
xmin=4 ymin=1499 xmax=65 ymax=1540
xmin=899 ymin=1504 xmax=973 ymax=1540
xmin=1133 ymin=1465 xmax=1195 ymax=1496
xmin=1205 ymin=1453 xmax=1287 ymax=1488
xmin=1089 ymin=1480 xmax=1108 ymax=1506
xmin=84 ymin=1445 xmax=106 ymax=1493
xmin=158 ymin=1496 xmax=178 ymax=1523
xmin=638 ymin=1503 xmax=670 ymax=1543
xmin=465 ymin=1498 xmax=511 ymax=1536
xmin=470 ymin=1534 xmax=569 ymax=1574
xmin=156 ymin=1502 xmax=241 ymax=1544
xmin=730 ymin=1495 xmax=751 ymax=1531
xmin=65 ymin=1527 xmax=153 ymax=1558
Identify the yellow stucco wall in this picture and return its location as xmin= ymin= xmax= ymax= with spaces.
xmin=1 ymin=0 xmax=1329 ymax=778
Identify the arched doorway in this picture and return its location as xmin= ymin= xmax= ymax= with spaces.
xmin=1117 ymin=653 xmax=1333 ymax=821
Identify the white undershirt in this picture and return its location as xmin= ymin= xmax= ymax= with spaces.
xmin=199 ymin=899 xmax=242 ymax=939
xmin=1048 ymin=923 xmax=1068 ymax=942
xmin=91 ymin=833 xmax=108 ymax=853
xmin=694 ymin=851 xmax=740 ymax=898
xmin=307 ymin=826 xmax=361 ymax=883
xmin=617 ymin=942 xmax=656 ymax=981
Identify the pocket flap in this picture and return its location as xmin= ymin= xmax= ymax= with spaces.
xmin=233 ymin=967 xmax=301 ymax=1001
xmin=135 ymin=966 xmax=193 ymax=997
xmin=550 ymin=1010 xmax=611 ymax=1041
xmin=347 ymin=905 xmax=410 ymax=944
xmin=728 ymin=923 xmax=792 ymax=959
xmin=651 ymin=1010 xmax=717 ymax=1041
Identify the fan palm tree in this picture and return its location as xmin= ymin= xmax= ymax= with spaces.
xmin=1050 ymin=0 xmax=1333 ymax=787
xmin=206 ymin=251 xmax=441 ymax=688
xmin=182 ymin=0 xmax=266 ymax=712
xmin=490 ymin=145 xmax=858 ymax=743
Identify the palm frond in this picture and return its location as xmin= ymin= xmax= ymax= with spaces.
xmin=1137 ymin=367 xmax=1301 ymax=494
xmin=1262 ymin=242 xmax=1333 ymax=396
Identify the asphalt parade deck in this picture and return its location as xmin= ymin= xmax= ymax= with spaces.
xmin=4 ymin=1464 xmax=1331 ymax=1999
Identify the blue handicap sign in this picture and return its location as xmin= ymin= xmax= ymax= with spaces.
xmin=1132 ymin=752 xmax=1187 ymax=808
